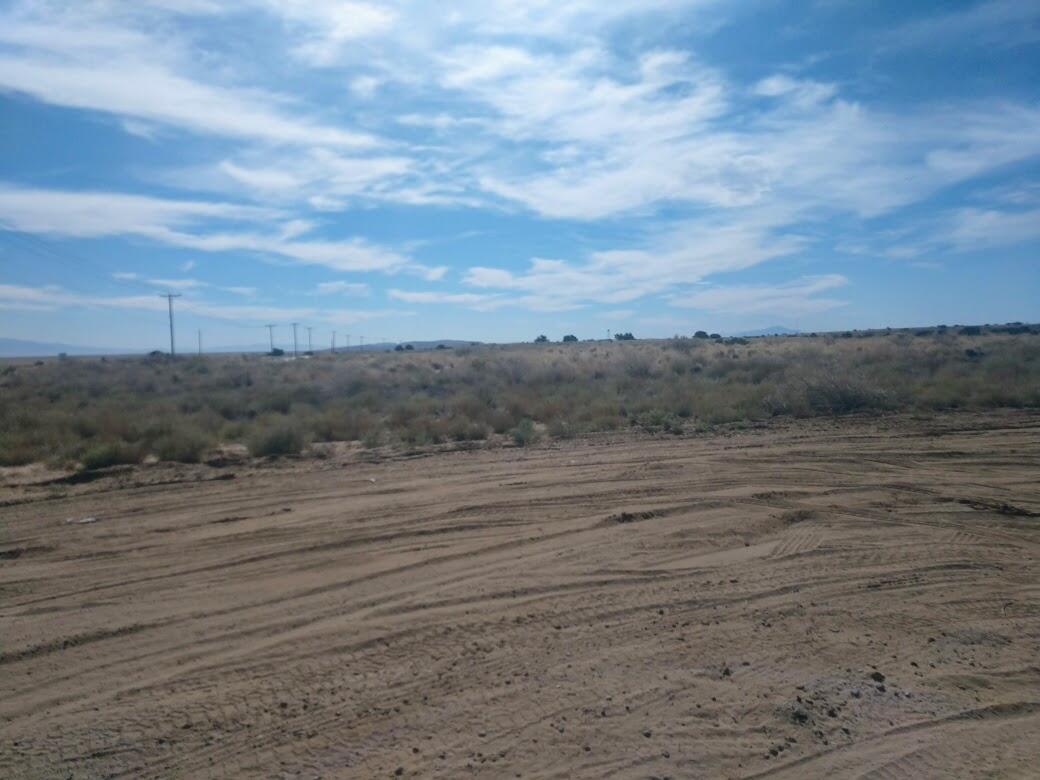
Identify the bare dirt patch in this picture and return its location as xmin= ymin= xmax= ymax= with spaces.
xmin=1 ymin=411 xmax=1038 ymax=778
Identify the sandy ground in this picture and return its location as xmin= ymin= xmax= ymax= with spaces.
xmin=2 ymin=411 xmax=1039 ymax=779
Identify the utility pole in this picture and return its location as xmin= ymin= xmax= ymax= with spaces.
xmin=345 ymin=334 xmax=351 ymax=350
xmin=331 ymin=331 xmax=336 ymax=353
xmin=265 ymin=324 xmax=275 ymax=354
xmin=360 ymin=335 xmax=365 ymax=351
xmin=306 ymin=326 xmax=313 ymax=354
xmin=291 ymin=322 xmax=299 ymax=358
xmin=159 ymin=293 xmax=181 ymax=356
xmin=197 ymin=329 xmax=202 ymax=356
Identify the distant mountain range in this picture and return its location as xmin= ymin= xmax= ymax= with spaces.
xmin=730 ymin=326 xmax=801 ymax=337
xmin=0 ymin=337 xmax=480 ymax=358
xmin=0 ymin=338 xmax=136 ymax=357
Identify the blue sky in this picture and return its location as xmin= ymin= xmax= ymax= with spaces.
xmin=0 ymin=0 xmax=1038 ymax=350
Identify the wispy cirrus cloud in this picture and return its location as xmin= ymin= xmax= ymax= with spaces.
xmin=0 ymin=3 xmax=379 ymax=147
xmin=314 ymin=280 xmax=371 ymax=295
xmin=111 ymin=273 xmax=257 ymax=297
xmin=0 ymin=184 xmax=441 ymax=277
xmin=669 ymin=274 xmax=849 ymax=315
xmin=1 ymin=0 xmax=1038 ymax=338
xmin=461 ymin=213 xmax=807 ymax=310
xmin=387 ymin=289 xmax=504 ymax=309
xmin=0 ymin=282 xmax=404 ymax=326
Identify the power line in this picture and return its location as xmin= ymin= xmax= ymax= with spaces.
xmin=159 ymin=293 xmax=182 ymax=356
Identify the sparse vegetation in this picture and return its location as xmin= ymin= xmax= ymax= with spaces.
xmin=248 ymin=422 xmax=307 ymax=458
xmin=511 ymin=418 xmax=540 ymax=447
xmin=80 ymin=441 xmax=141 ymax=471
xmin=1 ymin=326 xmax=1038 ymax=468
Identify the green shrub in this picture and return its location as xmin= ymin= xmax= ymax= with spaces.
xmin=152 ymin=430 xmax=211 ymax=463
xmin=81 ymin=441 xmax=141 ymax=470
xmin=511 ymin=418 xmax=540 ymax=447
xmin=634 ymin=409 xmax=684 ymax=434
xmin=248 ymin=424 xmax=306 ymax=457
xmin=0 ymin=437 xmax=38 ymax=467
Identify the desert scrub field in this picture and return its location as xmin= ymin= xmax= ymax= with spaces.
xmin=1 ymin=326 xmax=1038 ymax=470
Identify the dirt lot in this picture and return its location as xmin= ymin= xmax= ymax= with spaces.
xmin=2 ymin=411 xmax=1039 ymax=778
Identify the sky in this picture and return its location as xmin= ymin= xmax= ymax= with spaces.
xmin=0 ymin=0 xmax=1038 ymax=351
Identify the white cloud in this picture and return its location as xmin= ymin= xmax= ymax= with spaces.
xmin=948 ymin=207 xmax=1040 ymax=251
xmin=387 ymin=289 xmax=502 ymax=308
xmin=315 ymin=280 xmax=371 ymax=295
xmin=0 ymin=184 xmax=416 ymax=275
xmin=264 ymin=1 xmax=397 ymax=66
xmin=0 ymin=184 xmax=273 ymax=237
xmin=669 ymin=274 xmax=849 ymax=315
xmin=0 ymin=282 xmax=405 ymax=326
xmin=144 ymin=277 xmax=207 ymax=291
xmin=350 ymin=75 xmax=382 ymax=98
xmin=462 ymin=213 xmax=806 ymax=310
xmin=2 ymin=0 xmax=1039 ymax=325
xmin=0 ymin=7 xmax=377 ymax=147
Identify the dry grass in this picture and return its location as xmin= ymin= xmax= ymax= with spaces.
xmin=1 ymin=326 xmax=1038 ymax=469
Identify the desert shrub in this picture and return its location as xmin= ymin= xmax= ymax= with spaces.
xmin=511 ymin=418 xmax=540 ymax=447
xmin=152 ymin=430 xmax=211 ymax=463
xmin=802 ymin=375 xmax=890 ymax=414
xmin=447 ymin=418 xmax=488 ymax=442
xmin=1 ymin=329 xmax=1037 ymax=467
xmin=0 ymin=436 xmax=38 ymax=467
xmin=562 ymin=335 xmax=578 ymax=342
xmin=634 ymin=408 xmax=684 ymax=434
xmin=80 ymin=441 xmax=141 ymax=470
xmin=248 ymin=423 xmax=306 ymax=457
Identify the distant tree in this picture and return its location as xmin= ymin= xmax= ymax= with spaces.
xmin=394 ymin=344 xmax=404 ymax=351
xmin=709 ymin=333 xmax=721 ymax=339
xmin=535 ymin=335 xmax=549 ymax=343
xmin=562 ymin=334 xmax=578 ymax=342
xmin=614 ymin=332 xmax=635 ymax=341
xmin=405 ymin=344 xmax=415 ymax=350
xmin=694 ymin=330 xmax=709 ymax=339
xmin=270 ymin=347 xmax=285 ymax=356
xmin=436 ymin=343 xmax=449 ymax=349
